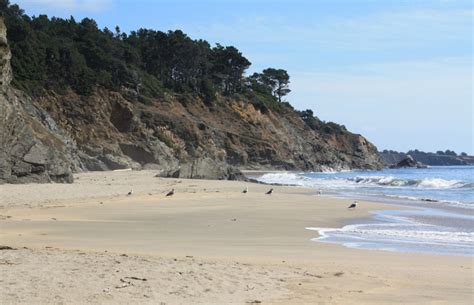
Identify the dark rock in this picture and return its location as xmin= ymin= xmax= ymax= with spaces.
xmin=0 ymin=17 xmax=74 ymax=184
xmin=389 ymin=155 xmax=428 ymax=169
xmin=155 ymin=168 xmax=181 ymax=178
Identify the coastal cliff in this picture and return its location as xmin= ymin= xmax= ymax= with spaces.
xmin=0 ymin=6 xmax=383 ymax=183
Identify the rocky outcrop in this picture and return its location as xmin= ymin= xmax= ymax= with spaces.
xmin=0 ymin=17 xmax=75 ymax=183
xmin=389 ymin=155 xmax=428 ymax=169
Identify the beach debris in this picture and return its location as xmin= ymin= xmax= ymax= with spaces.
xmin=265 ymin=188 xmax=273 ymax=195
xmin=115 ymin=278 xmax=133 ymax=289
xmin=166 ymin=189 xmax=175 ymax=197
xmin=317 ymin=189 xmax=322 ymax=195
xmin=243 ymin=186 xmax=248 ymax=193
xmin=304 ymin=271 xmax=323 ymax=278
xmin=334 ymin=271 xmax=344 ymax=277
xmin=51 ymin=217 xmax=57 ymax=220
xmin=348 ymin=201 xmax=357 ymax=209
xmin=124 ymin=276 xmax=147 ymax=281
xmin=246 ymin=300 xmax=261 ymax=304
xmin=120 ymin=253 xmax=128 ymax=257
xmin=0 ymin=245 xmax=16 ymax=250
xmin=231 ymin=218 xmax=237 ymax=221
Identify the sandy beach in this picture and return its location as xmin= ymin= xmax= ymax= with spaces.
xmin=0 ymin=170 xmax=472 ymax=304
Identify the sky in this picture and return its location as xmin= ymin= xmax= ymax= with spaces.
xmin=12 ymin=0 xmax=473 ymax=154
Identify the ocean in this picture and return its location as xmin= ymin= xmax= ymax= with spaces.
xmin=255 ymin=166 xmax=474 ymax=256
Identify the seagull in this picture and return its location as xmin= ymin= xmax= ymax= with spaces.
xmin=127 ymin=190 xmax=133 ymax=196
xmin=166 ymin=189 xmax=175 ymax=197
xmin=265 ymin=188 xmax=274 ymax=195
xmin=317 ymin=189 xmax=322 ymax=195
xmin=242 ymin=186 xmax=248 ymax=194
xmin=348 ymin=201 xmax=358 ymax=209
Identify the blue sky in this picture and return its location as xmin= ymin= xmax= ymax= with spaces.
xmin=13 ymin=0 xmax=473 ymax=154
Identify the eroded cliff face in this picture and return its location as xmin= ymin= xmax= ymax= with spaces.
xmin=35 ymin=88 xmax=383 ymax=175
xmin=0 ymin=17 xmax=75 ymax=183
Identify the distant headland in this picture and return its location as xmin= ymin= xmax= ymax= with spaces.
xmin=380 ymin=149 xmax=474 ymax=166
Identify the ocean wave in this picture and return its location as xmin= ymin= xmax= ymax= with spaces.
xmin=258 ymin=173 xmax=472 ymax=190
xmin=383 ymin=195 xmax=473 ymax=208
xmin=256 ymin=171 xmax=473 ymax=208
xmin=256 ymin=172 xmax=311 ymax=186
xmin=348 ymin=176 xmax=470 ymax=189
xmin=308 ymin=225 xmax=474 ymax=245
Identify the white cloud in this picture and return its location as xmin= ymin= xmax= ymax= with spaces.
xmin=14 ymin=0 xmax=112 ymax=13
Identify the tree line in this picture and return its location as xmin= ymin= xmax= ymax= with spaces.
xmin=0 ymin=0 xmax=291 ymax=107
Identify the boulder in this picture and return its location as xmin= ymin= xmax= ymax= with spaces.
xmin=389 ymin=155 xmax=428 ymax=169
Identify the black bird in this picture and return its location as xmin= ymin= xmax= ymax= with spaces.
xmin=348 ymin=201 xmax=358 ymax=209
xmin=265 ymin=188 xmax=274 ymax=195
xmin=242 ymin=186 xmax=248 ymax=194
xmin=127 ymin=190 xmax=133 ymax=196
xmin=166 ymin=189 xmax=175 ymax=197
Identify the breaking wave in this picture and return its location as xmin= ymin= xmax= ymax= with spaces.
xmin=257 ymin=172 xmax=472 ymax=190
xmin=347 ymin=176 xmax=471 ymax=189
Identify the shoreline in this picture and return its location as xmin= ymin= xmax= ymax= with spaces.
xmin=0 ymin=170 xmax=472 ymax=304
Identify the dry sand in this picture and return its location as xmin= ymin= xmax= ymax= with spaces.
xmin=0 ymin=170 xmax=472 ymax=304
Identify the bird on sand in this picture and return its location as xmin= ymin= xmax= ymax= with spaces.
xmin=127 ymin=190 xmax=133 ymax=196
xmin=265 ymin=188 xmax=274 ymax=195
xmin=348 ymin=201 xmax=358 ymax=209
xmin=242 ymin=186 xmax=248 ymax=194
xmin=166 ymin=189 xmax=175 ymax=197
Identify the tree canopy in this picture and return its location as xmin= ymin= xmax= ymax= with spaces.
xmin=0 ymin=0 xmax=291 ymax=108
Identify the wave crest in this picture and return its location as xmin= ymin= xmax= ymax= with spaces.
xmin=349 ymin=176 xmax=469 ymax=189
xmin=258 ymin=173 xmax=471 ymax=190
